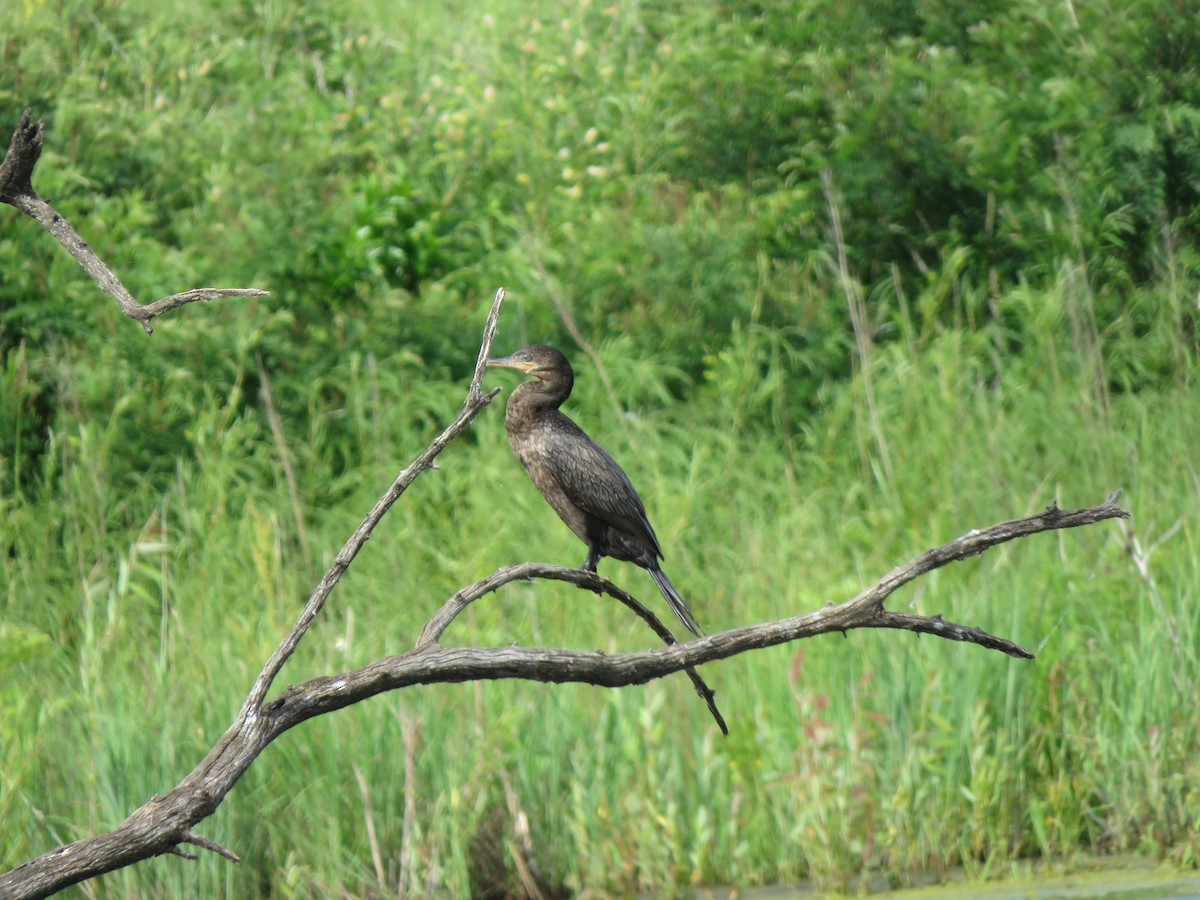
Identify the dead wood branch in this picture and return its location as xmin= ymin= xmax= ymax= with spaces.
xmin=1 ymin=109 xmax=266 ymax=334
xmin=0 ymin=471 xmax=1127 ymax=898
xmin=0 ymin=120 xmax=1133 ymax=893
xmin=417 ymin=562 xmax=728 ymax=734
xmin=238 ymin=288 xmax=506 ymax=717
xmin=0 ymin=286 xmax=501 ymax=899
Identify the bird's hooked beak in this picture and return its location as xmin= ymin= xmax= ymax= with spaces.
xmin=486 ymin=353 xmax=538 ymax=375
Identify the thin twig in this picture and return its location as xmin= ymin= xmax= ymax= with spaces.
xmin=1 ymin=109 xmax=267 ymax=334
xmin=180 ymin=830 xmax=240 ymax=864
xmin=469 ymin=287 xmax=506 ymax=401
xmin=416 ymin=561 xmax=728 ymax=735
xmin=239 ymin=288 xmax=507 ymax=718
xmin=845 ymin=492 xmax=1128 ymax=616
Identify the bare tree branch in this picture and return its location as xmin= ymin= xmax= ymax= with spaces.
xmin=0 ymin=116 xmax=1135 ymax=893
xmin=417 ymin=562 xmax=728 ymax=734
xmin=236 ymin=288 xmax=507 ymax=717
xmin=180 ymin=831 xmax=240 ymax=865
xmin=0 ymin=478 xmax=1127 ymax=898
xmin=1 ymin=109 xmax=267 ymax=334
xmin=0 ymin=286 xmax=504 ymax=899
xmin=0 ymin=109 xmax=44 ymax=202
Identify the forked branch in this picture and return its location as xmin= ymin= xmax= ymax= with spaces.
xmin=416 ymin=562 xmax=728 ymax=734
xmin=0 ymin=451 xmax=1127 ymax=900
xmin=0 ymin=113 xmax=1133 ymax=895
xmin=0 ymin=109 xmax=267 ymax=334
xmin=238 ymin=288 xmax=507 ymax=717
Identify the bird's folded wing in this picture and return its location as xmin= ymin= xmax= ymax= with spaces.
xmin=540 ymin=428 xmax=663 ymax=557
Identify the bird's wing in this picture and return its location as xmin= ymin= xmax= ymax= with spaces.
xmin=539 ymin=421 xmax=663 ymax=557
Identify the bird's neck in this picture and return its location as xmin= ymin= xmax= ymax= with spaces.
xmin=506 ymin=377 xmax=572 ymax=432
xmin=516 ymin=376 xmax=571 ymax=409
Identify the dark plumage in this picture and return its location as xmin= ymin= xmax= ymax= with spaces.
xmin=487 ymin=344 xmax=704 ymax=637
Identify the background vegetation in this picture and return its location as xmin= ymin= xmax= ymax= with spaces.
xmin=2 ymin=0 xmax=1199 ymax=895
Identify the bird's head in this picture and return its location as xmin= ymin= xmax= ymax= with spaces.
xmin=486 ymin=344 xmax=573 ymax=381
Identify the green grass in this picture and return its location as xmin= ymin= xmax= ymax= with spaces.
xmin=4 ymin=292 xmax=1200 ymax=895
xmin=3 ymin=0 xmax=1200 ymax=894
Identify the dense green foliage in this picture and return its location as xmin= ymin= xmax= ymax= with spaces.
xmin=2 ymin=0 xmax=1199 ymax=895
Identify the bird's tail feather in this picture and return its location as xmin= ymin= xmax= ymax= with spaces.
xmin=649 ymin=567 xmax=704 ymax=637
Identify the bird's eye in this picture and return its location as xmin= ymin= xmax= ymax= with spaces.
xmin=521 ymin=353 xmax=532 ymax=361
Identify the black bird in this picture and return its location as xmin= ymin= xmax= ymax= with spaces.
xmin=487 ymin=344 xmax=704 ymax=637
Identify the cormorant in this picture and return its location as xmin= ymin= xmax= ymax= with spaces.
xmin=487 ymin=344 xmax=704 ymax=637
